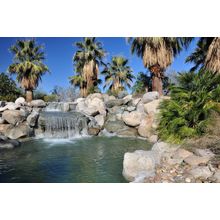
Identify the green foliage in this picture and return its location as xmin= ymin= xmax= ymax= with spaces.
xmin=158 ymin=71 xmax=220 ymax=143
xmin=0 ymin=72 xmax=23 ymax=101
xmin=43 ymin=94 xmax=58 ymax=102
xmin=33 ymin=90 xmax=47 ymax=100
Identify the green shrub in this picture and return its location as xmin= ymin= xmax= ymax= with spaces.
xmin=158 ymin=71 xmax=220 ymax=143
xmin=44 ymin=94 xmax=58 ymax=102
xmin=0 ymin=72 xmax=23 ymax=101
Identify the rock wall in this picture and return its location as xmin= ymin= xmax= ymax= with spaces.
xmin=0 ymin=92 xmax=164 ymax=148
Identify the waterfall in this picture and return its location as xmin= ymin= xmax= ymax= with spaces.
xmin=39 ymin=111 xmax=88 ymax=139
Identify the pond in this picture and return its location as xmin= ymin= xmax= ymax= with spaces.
xmin=0 ymin=136 xmax=151 ymax=183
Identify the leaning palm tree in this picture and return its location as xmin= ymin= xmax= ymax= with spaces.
xmin=102 ymin=56 xmax=134 ymax=95
xmin=128 ymin=37 xmax=192 ymax=95
xmin=8 ymin=39 xmax=49 ymax=102
xmin=71 ymin=37 xmax=106 ymax=97
xmin=186 ymin=37 xmax=214 ymax=71
xmin=204 ymin=37 xmax=220 ymax=73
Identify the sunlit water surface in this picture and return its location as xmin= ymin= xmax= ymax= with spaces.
xmin=0 ymin=136 xmax=151 ymax=183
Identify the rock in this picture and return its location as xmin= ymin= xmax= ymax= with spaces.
xmin=117 ymin=127 xmax=138 ymax=137
xmin=132 ymin=98 xmax=141 ymax=107
xmin=63 ymin=103 xmax=70 ymax=112
xmin=105 ymin=120 xmax=127 ymax=133
xmin=0 ymin=134 xmax=8 ymax=141
xmin=105 ymin=99 xmax=125 ymax=108
xmin=0 ymin=117 xmax=5 ymax=124
xmin=189 ymin=166 xmax=213 ymax=179
xmin=106 ymin=113 xmax=117 ymax=122
xmin=185 ymin=178 xmax=191 ymax=183
xmin=122 ymin=111 xmax=142 ymax=127
xmin=26 ymin=111 xmax=39 ymax=127
xmin=107 ymin=105 xmax=124 ymax=114
xmin=0 ymin=135 xmax=20 ymax=149
xmin=0 ymin=124 xmax=12 ymax=135
xmin=0 ymin=101 xmax=6 ymax=107
xmin=87 ymin=93 xmax=103 ymax=100
xmin=2 ymin=110 xmax=25 ymax=125
xmin=149 ymin=135 xmax=158 ymax=143
xmin=30 ymin=99 xmax=46 ymax=107
xmin=4 ymin=123 xmax=33 ymax=139
xmin=152 ymin=141 xmax=178 ymax=155
xmin=136 ymin=101 xmax=145 ymax=114
xmin=144 ymin=99 xmax=160 ymax=114
xmin=122 ymin=150 xmax=158 ymax=182
xmin=142 ymin=91 xmax=159 ymax=104
xmin=76 ymin=100 xmax=87 ymax=112
xmin=118 ymin=91 xmax=128 ymax=99
xmin=194 ymin=148 xmax=215 ymax=159
xmin=184 ymin=155 xmax=210 ymax=166
xmin=126 ymin=106 xmax=136 ymax=112
xmin=0 ymin=102 xmax=20 ymax=112
xmin=213 ymin=170 xmax=220 ymax=183
xmin=138 ymin=115 xmax=154 ymax=138
xmin=15 ymin=97 xmax=25 ymax=105
xmin=74 ymin=98 xmax=85 ymax=104
xmin=172 ymin=148 xmax=193 ymax=160
xmin=94 ymin=114 xmax=105 ymax=127
xmin=116 ymin=113 xmax=122 ymax=121
xmin=83 ymin=107 xmax=99 ymax=116
xmin=88 ymin=127 xmax=100 ymax=136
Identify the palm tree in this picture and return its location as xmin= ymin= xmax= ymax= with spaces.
xmin=102 ymin=56 xmax=134 ymax=95
xmin=186 ymin=37 xmax=214 ymax=71
xmin=128 ymin=37 xmax=192 ymax=95
xmin=71 ymin=37 xmax=106 ymax=97
xmin=8 ymin=39 xmax=49 ymax=102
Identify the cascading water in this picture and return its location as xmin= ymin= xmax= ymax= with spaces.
xmin=39 ymin=111 xmax=89 ymax=139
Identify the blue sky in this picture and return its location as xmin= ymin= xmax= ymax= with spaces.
xmin=0 ymin=37 xmax=197 ymax=93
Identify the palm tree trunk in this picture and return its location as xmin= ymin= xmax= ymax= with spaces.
xmin=26 ymin=89 xmax=33 ymax=102
xmin=150 ymin=64 xmax=163 ymax=96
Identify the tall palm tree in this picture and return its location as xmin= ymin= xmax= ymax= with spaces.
xmin=204 ymin=37 xmax=220 ymax=73
xmin=186 ymin=37 xmax=214 ymax=71
xmin=102 ymin=56 xmax=134 ymax=95
xmin=8 ymin=39 xmax=49 ymax=102
xmin=128 ymin=37 xmax=192 ymax=95
xmin=71 ymin=37 xmax=106 ymax=97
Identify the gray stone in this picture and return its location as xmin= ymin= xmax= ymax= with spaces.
xmin=0 ymin=139 xmax=20 ymax=149
xmin=122 ymin=150 xmax=159 ymax=182
xmin=142 ymin=91 xmax=159 ymax=104
xmin=189 ymin=166 xmax=213 ymax=179
xmin=122 ymin=111 xmax=142 ymax=127
xmin=27 ymin=111 xmax=39 ymax=127
xmin=126 ymin=106 xmax=136 ymax=112
xmin=148 ymin=135 xmax=158 ymax=143
xmin=105 ymin=99 xmax=125 ymax=108
xmin=194 ymin=148 xmax=215 ymax=159
xmin=0 ymin=117 xmax=5 ymax=124
xmin=4 ymin=123 xmax=33 ymax=139
xmin=88 ymin=127 xmax=100 ymax=136
xmin=15 ymin=97 xmax=25 ymax=105
xmin=172 ymin=148 xmax=193 ymax=160
xmin=213 ymin=170 xmax=220 ymax=183
xmin=105 ymin=120 xmax=127 ymax=133
xmin=138 ymin=115 xmax=154 ymax=138
xmin=2 ymin=110 xmax=25 ymax=125
xmin=0 ymin=102 xmax=20 ymax=112
xmin=144 ymin=99 xmax=160 ymax=114
xmin=132 ymin=98 xmax=141 ymax=107
xmin=0 ymin=124 xmax=12 ymax=135
xmin=0 ymin=101 xmax=6 ymax=107
xmin=30 ymin=99 xmax=46 ymax=107
xmin=117 ymin=127 xmax=138 ymax=137
xmin=184 ymin=155 xmax=210 ymax=166
xmin=94 ymin=114 xmax=105 ymax=127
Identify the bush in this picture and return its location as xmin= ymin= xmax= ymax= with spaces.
xmin=44 ymin=94 xmax=58 ymax=102
xmin=0 ymin=72 xmax=23 ymax=101
xmin=158 ymin=71 xmax=220 ymax=143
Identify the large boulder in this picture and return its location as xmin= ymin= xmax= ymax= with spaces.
xmin=2 ymin=110 xmax=25 ymax=125
xmin=0 ymin=124 xmax=12 ymax=135
xmin=144 ymin=99 xmax=161 ymax=114
xmin=138 ymin=115 xmax=154 ymax=138
xmin=30 ymin=99 xmax=46 ymax=107
xmin=105 ymin=120 xmax=127 ymax=133
xmin=105 ymin=99 xmax=125 ymax=108
xmin=94 ymin=114 xmax=105 ymax=127
xmin=122 ymin=150 xmax=159 ymax=182
xmin=0 ymin=117 xmax=5 ymax=124
xmin=142 ymin=91 xmax=159 ymax=104
xmin=26 ymin=111 xmax=39 ymax=127
xmin=184 ymin=155 xmax=211 ymax=166
xmin=4 ymin=123 xmax=33 ymax=139
xmin=0 ymin=135 xmax=20 ymax=149
xmin=15 ymin=97 xmax=25 ymax=106
xmin=0 ymin=102 xmax=20 ymax=112
xmin=118 ymin=91 xmax=128 ymax=99
xmin=122 ymin=111 xmax=142 ymax=127
xmin=188 ymin=166 xmax=213 ymax=179
xmin=117 ymin=127 xmax=138 ymax=137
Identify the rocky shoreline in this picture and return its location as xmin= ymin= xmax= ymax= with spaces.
xmin=123 ymin=141 xmax=220 ymax=183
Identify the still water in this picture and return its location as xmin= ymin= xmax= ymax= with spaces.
xmin=0 ymin=136 xmax=151 ymax=183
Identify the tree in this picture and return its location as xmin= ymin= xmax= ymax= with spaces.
xmin=70 ymin=37 xmax=106 ymax=97
xmin=128 ymin=37 xmax=192 ymax=95
xmin=185 ymin=37 xmax=214 ymax=71
xmin=8 ymin=39 xmax=49 ymax=102
xmin=0 ymin=72 xmax=22 ymax=101
xmin=102 ymin=56 xmax=134 ymax=96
